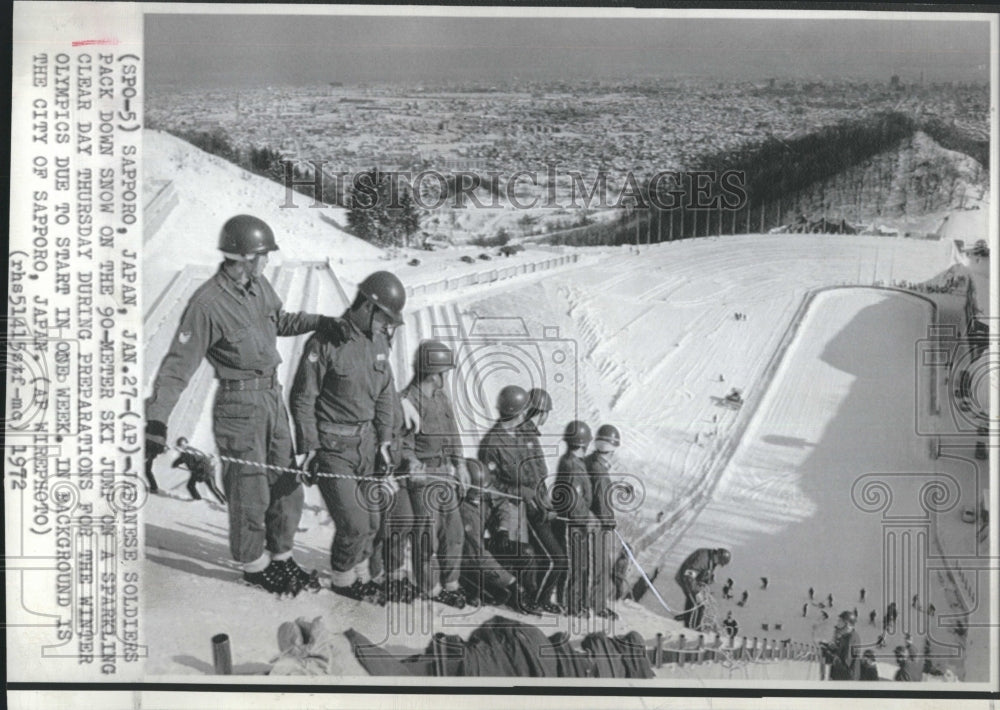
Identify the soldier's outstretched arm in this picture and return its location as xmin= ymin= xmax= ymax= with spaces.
xmin=289 ymin=334 xmax=328 ymax=456
xmin=276 ymin=309 xmax=349 ymax=338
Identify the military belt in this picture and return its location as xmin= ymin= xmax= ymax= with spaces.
xmin=218 ymin=373 xmax=277 ymax=391
xmin=318 ymin=420 xmax=371 ymax=437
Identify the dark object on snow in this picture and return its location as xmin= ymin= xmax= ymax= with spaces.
xmin=737 ymin=590 xmax=748 ymax=607
xmin=345 ymin=616 xmax=652 ymax=678
xmin=460 ymin=255 xmax=476 ymax=263
xmin=809 ymin=587 xmax=815 ymax=600
xmin=760 ymin=577 xmax=768 ymax=590
xmin=869 ymin=610 xmax=878 ymax=625
xmin=212 ymin=633 xmax=233 ymax=675
xmin=803 ymin=603 xmax=809 ymax=617
xmin=859 ymin=588 xmax=866 ymax=603
xmin=172 ymin=442 xmax=227 ymax=504
xmin=408 ymin=258 xmax=421 ymax=266
xmin=723 ymin=612 xmax=739 ymax=638
xmin=478 ymin=253 xmax=492 ymax=261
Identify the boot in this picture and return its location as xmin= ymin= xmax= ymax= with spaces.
xmin=243 ymin=561 xmax=298 ymax=598
xmin=434 ymin=588 xmax=467 ymax=609
xmin=276 ymin=558 xmax=321 ymax=593
xmin=386 ymin=578 xmax=421 ymax=604
xmin=506 ymin=584 xmax=541 ymax=617
xmin=360 ymin=579 xmax=387 ymax=606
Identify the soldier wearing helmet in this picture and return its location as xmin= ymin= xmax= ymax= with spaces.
xmin=288 ymin=270 xmax=407 ymax=604
xmin=514 ymin=387 xmax=567 ymax=614
xmin=458 ymin=458 xmax=530 ymax=612
xmin=553 ymin=420 xmax=597 ymax=616
xmin=396 ymin=340 xmax=470 ymax=608
xmin=586 ymin=424 xmax=622 ymax=619
xmin=674 ymin=547 xmax=732 ymax=629
xmin=368 ymin=385 xmax=423 ymax=604
xmin=145 ymin=214 xmax=342 ymax=597
xmin=477 ymin=384 xmax=544 ymax=614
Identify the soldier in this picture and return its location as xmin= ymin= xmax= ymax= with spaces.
xmin=675 ymin=547 xmax=732 ymax=629
xmin=822 ymin=611 xmax=861 ymax=681
xmin=477 ymin=384 xmax=540 ymax=613
xmin=458 ymin=458 xmax=534 ymax=612
xmin=171 ymin=437 xmax=227 ymax=504
xmin=516 ymin=387 xmax=568 ymax=614
xmin=289 ymin=270 xmax=406 ymax=604
xmin=145 ymin=215 xmax=338 ymax=596
xmin=553 ymin=420 xmax=596 ymax=617
xmin=586 ymin=423 xmax=622 ymax=619
xmin=399 ymin=339 xmax=470 ymax=608
xmin=368 ymin=387 xmax=424 ymax=604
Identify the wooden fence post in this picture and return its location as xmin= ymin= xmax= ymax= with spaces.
xmin=654 ymin=633 xmax=664 ymax=668
xmin=678 ymin=634 xmax=686 ymax=667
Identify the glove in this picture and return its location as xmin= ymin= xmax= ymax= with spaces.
xmin=319 ymin=316 xmax=350 ymax=340
xmin=403 ymin=456 xmax=425 ymax=480
xmin=145 ymin=421 xmax=167 ymax=459
xmin=295 ymin=450 xmax=318 ymax=485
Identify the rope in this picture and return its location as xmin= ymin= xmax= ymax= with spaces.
xmin=163 ymin=444 xmax=523 ymax=500
xmin=612 ymin=529 xmax=688 ymax=616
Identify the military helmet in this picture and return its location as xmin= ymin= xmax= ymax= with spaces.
xmin=526 ymin=388 xmax=553 ymax=418
xmin=218 ymin=215 xmax=278 ymax=255
xmin=715 ymin=548 xmax=732 ymax=565
xmin=414 ymin=339 xmax=455 ymax=378
xmin=496 ymin=385 xmax=529 ymax=419
xmin=358 ymin=271 xmax=406 ymax=326
xmin=595 ymin=424 xmax=621 ymax=451
xmin=563 ymin=420 xmax=593 ymax=448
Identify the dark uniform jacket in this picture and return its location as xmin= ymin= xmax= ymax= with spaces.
xmin=401 ymin=383 xmax=464 ymax=468
xmin=147 ymin=265 xmax=324 ymax=424
xmin=675 ymin=548 xmax=719 ymax=592
xmin=554 ymin=452 xmax=593 ymax=521
xmin=515 ymin=420 xmax=549 ymax=510
xmin=478 ymin=424 xmax=535 ymax=500
xmin=584 ymin=451 xmax=616 ymax=526
xmin=288 ymin=318 xmax=395 ymax=454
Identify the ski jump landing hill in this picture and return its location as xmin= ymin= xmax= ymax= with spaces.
xmin=141 ymin=130 xmax=992 ymax=680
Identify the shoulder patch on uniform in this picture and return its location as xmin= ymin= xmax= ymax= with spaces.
xmin=308 ymin=351 xmax=319 ymax=363
xmin=178 ymin=331 xmax=191 ymax=344
xmin=487 ymin=461 xmax=497 ymax=471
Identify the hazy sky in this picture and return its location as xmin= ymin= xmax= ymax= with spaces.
xmin=146 ymin=13 xmax=992 ymax=88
